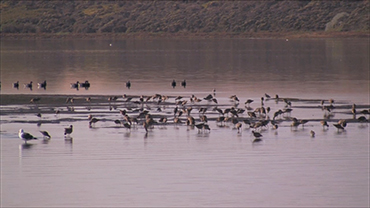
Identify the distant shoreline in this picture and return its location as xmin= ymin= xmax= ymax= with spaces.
xmin=1 ymin=31 xmax=369 ymax=40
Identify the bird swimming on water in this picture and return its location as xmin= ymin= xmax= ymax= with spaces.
xmin=13 ymin=81 xmax=19 ymax=89
xmin=80 ymin=80 xmax=90 ymax=88
xmin=171 ymin=80 xmax=176 ymax=88
xmin=24 ymin=81 xmax=33 ymax=90
xmin=19 ymin=129 xmax=37 ymax=144
xmin=70 ymin=81 xmax=79 ymax=90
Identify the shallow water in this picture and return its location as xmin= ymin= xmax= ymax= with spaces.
xmin=1 ymin=38 xmax=369 ymax=207
xmin=1 ymin=38 xmax=369 ymax=102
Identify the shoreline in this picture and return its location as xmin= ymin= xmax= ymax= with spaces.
xmin=1 ymin=31 xmax=369 ymax=40
xmin=1 ymin=93 xmax=369 ymax=107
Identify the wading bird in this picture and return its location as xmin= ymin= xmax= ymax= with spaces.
xmin=19 ymin=129 xmax=37 ymax=144
xmin=39 ymin=130 xmax=51 ymax=139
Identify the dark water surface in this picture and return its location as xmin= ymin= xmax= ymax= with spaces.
xmin=1 ymin=38 xmax=369 ymax=207
xmin=1 ymin=38 xmax=369 ymax=102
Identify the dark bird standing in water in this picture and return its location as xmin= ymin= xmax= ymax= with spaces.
xmin=181 ymin=80 xmax=186 ymax=88
xmin=320 ymin=120 xmax=329 ymax=129
xmin=80 ymin=80 xmax=90 ymax=89
xmin=333 ymin=123 xmax=345 ymax=132
xmin=171 ymin=80 xmax=176 ymax=88
xmin=235 ymin=123 xmax=242 ymax=133
xmin=13 ymin=81 xmax=19 ymax=89
xmin=24 ymin=81 xmax=33 ymax=90
xmin=126 ymin=80 xmax=131 ymax=89
xmin=88 ymin=114 xmax=99 ymax=127
xmin=64 ymin=125 xmax=73 ymax=136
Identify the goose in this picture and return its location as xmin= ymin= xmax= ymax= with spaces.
xmin=24 ymin=81 xmax=33 ymax=90
xmin=13 ymin=81 xmax=19 ymax=89
xmin=181 ymin=80 xmax=186 ymax=88
xmin=37 ymin=80 xmax=47 ymax=89
xmin=64 ymin=125 xmax=73 ymax=136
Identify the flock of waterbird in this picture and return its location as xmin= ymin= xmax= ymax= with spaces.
xmin=13 ymin=79 xmax=187 ymax=91
xmin=16 ymin=80 xmax=370 ymax=144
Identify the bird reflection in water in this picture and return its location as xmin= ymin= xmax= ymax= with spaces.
xmin=20 ymin=143 xmax=34 ymax=150
xmin=42 ymin=138 xmax=51 ymax=144
xmin=65 ymin=137 xmax=73 ymax=144
xmin=19 ymin=143 xmax=35 ymax=160
xmin=124 ymin=132 xmax=131 ymax=138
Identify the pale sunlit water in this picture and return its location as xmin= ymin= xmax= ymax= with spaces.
xmin=1 ymin=38 xmax=369 ymax=207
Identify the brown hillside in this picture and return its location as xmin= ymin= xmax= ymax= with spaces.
xmin=1 ymin=1 xmax=369 ymax=38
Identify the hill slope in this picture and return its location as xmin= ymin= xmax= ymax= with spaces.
xmin=1 ymin=1 xmax=369 ymax=36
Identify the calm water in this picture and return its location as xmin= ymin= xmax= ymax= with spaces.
xmin=1 ymin=38 xmax=369 ymax=207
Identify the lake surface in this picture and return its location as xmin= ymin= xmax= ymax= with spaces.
xmin=1 ymin=38 xmax=369 ymax=207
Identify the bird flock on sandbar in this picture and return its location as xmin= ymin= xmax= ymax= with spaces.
xmin=16 ymin=78 xmax=370 ymax=145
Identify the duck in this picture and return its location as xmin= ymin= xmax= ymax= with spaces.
xmin=24 ymin=81 xmax=33 ymax=90
xmin=80 ymin=80 xmax=90 ymax=88
xmin=70 ymin=81 xmax=79 ymax=90
xmin=37 ymin=80 xmax=47 ymax=89
xmin=64 ymin=125 xmax=73 ymax=136
xmin=13 ymin=81 xmax=19 ymax=89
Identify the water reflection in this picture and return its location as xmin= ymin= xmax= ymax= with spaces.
xmin=20 ymin=143 xmax=34 ymax=150
xmin=64 ymin=137 xmax=73 ymax=143
xmin=1 ymin=39 xmax=368 ymax=104
xmin=123 ymin=132 xmax=131 ymax=138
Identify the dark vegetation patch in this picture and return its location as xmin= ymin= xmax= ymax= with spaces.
xmin=1 ymin=0 xmax=368 ymax=38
